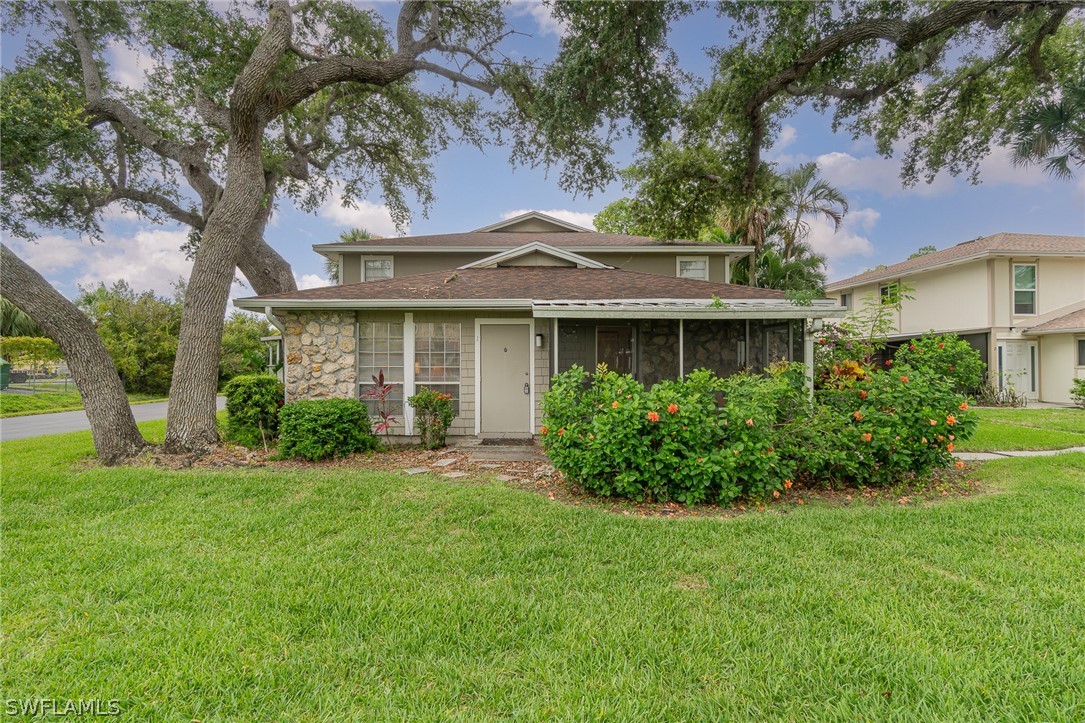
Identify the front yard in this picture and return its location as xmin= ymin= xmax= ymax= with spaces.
xmin=3 ymin=420 xmax=1084 ymax=720
xmin=958 ymin=407 xmax=1085 ymax=451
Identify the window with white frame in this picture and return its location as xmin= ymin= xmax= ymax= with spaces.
xmin=357 ymin=321 xmax=404 ymax=416
xmin=1077 ymin=338 xmax=1085 ymax=367
xmin=677 ymin=256 xmax=709 ymax=280
xmin=879 ymin=282 xmax=899 ymax=304
xmin=1013 ymin=263 xmax=1036 ymax=315
xmin=415 ymin=322 xmax=461 ymax=415
xmin=839 ymin=292 xmax=851 ymax=310
xmin=363 ymin=257 xmax=394 ymax=281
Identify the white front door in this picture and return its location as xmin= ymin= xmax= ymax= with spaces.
xmin=1002 ymin=341 xmax=1038 ymax=400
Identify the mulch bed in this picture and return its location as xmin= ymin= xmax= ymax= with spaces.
xmin=119 ymin=443 xmax=986 ymax=519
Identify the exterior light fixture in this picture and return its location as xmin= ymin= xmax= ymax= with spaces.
xmin=535 ymin=332 xmax=544 ymax=348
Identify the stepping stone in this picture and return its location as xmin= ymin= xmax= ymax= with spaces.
xmin=403 ymin=467 xmax=429 ymax=476
xmin=441 ymin=471 xmax=470 ymax=479
xmin=496 ymin=475 xmax=518 ymax=482
xmin=432 ymin=458 xmax=458 ymax=468
xmin=479 ymin=463 xmax=503 ymax=469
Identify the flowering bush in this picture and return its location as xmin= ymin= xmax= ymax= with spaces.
xmin=541 ymin=359 xmax=976 ymax=504
xmin=540 ymin=366 xmax=794 ymax=504
xmin=801 ymin=364 xmax=978 ymax=486
xmin=408 ymin=386 xmax=455 ymax=449
xmin=893 ymin=332 xmax=985 ymax=394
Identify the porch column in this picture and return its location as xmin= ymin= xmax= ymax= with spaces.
xmin=403 ymin=312 xmax=416 ymax=434
xmin=678 ymin=319 xmax=685 ymax=378
xmin=804 ymin=318 xmax=815 ymax=401
xmin=724 ymin=256 xmax=732 ymax=284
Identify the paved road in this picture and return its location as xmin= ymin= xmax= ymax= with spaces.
xmin=0 ymin=397 xmax=226 ymax=442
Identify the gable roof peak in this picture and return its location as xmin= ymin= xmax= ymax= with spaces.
xmin=472 ymin=211 xmax=593 ymax=233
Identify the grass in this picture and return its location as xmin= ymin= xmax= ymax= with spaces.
xmin=0 ymin=392 xmax=165 ymax=418
xmin=958 ymin=406 xmax=1085 ymax=452
xmin=3 ymin=423 xmax=1085 ymax=719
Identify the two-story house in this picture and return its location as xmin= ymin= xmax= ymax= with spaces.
xmin=826 ymin=232 xmax=1085 ymax=405
xmin=236 ymin=212 xmax=843 ymax=438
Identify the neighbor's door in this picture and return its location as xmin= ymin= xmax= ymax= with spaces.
xmin=1003 ymin=341 xmax=1039 ymax=400
xmin=480 ymin=324 xmax=531 ymax=434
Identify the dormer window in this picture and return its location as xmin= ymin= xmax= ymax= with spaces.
xmin=364 ymin=257 xmax=393 ymax=281
xmin=677 ymin=256 xmax=709 ymax=280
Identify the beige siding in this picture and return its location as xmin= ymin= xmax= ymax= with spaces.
xmin=1034 ymin=257 xmax=1085 ymax=317
xmin=534 ymin=318 xmax=551 ymax=432
xmin=1038 ymin=333 xmax=1081 ymax=405
xmin=494 ymin=218 xmax=575 ymax=233
xmin=590 ymin=253 xmax=732 ymax=282
xmin=898 ymin=262 xmax=989 ymax=335
xmin=341 ymin=254 xmax=361 ymax=285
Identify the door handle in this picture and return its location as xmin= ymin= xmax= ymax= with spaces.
xmin=523 ymin=383 xmax=530 ymax=395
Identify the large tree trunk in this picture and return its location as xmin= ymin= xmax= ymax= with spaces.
xmin=236 ymin=208 xmax=297 ymax=296
xmin=0 ymin=244 xmax=146 ymax=463
xmin=163 ymin=138 xmax=267 ymax=453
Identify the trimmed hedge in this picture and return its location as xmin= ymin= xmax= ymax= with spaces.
xmin=278 ymin=399 xmax=378 ymax=461
xmin=222 ymin=374 xmax=284 ymax=448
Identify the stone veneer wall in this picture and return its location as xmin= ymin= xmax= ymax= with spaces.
xmin=639 ymin=319 xmax=680 ymax=387
xmin=282 ymin=311 xmax=357 ymax=401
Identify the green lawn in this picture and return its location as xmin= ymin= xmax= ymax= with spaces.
xmin=958 ymin=407 xmax=1085 ymax=452
xmin=0 ymin=391 xmax=165 ymax=418
xmin=3 ymin=424 xmax=1084 ymax=719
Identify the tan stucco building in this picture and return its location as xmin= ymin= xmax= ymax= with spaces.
xmin=827 ymin=233 xmax=1085 ymax=405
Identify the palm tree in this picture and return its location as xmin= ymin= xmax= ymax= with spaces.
xmin=1012 ymin=81 xmax=1085 ymax=180
xmin=325 ymin=228 xmax=377 ymax=283
xmin=713 ymin=175 xmax=789 ymax=287
xmin=1 ymin=296 xmax=44 ymax=336
xmin=780 ymin=162 xmax=849 ymax=262
xmin=728 ymin=243 xmax=828 ymax=292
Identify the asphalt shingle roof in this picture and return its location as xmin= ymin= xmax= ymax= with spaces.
xmin=242 ymin=267 xmax=790 ymax=303
xmin=827 ymin=233 xmax=1085 ymax=291
xmin=316 ymin=231 xmax=730 ymax=249
xmin=1028 ymin=308 xmax=1085 ymax=334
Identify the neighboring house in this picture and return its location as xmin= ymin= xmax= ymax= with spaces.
xmin=826 ymin=232 xmax=1085 ymax=405
xmin=236 ymin=212 xmax=843 ymax=438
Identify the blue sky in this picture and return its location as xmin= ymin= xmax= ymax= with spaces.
xmin=4 ymin=1 xmax=1083 ymax=300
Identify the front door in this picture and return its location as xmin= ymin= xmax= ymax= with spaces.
xmin=479 ymin=324 xmax=531 ymax=434
xmin=597 ymin=326 xmax=634 ymax=375
xmin=1002 ymin=341 xmax=1039 ymax=400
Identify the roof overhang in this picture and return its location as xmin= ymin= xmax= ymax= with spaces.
xmin=827 ymin=249 xmax=1084 ymax=292
xmin=459 ymin=241 xmax=612 ymax=270
xmin=313 ymin=243 xmax=756 ymax=258
xmin=1025 ymin=326 xmax=1085 ymax=336
xmin=237 ymin=296 xmax=842 ymax=320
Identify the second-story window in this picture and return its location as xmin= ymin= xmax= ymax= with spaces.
xmin=364 ymin=257 xmax=393 ymax=281
xmin=840 ymin=292 xmax=851 ymax=310
xmin=1013 ymin=263 xmax=1036 ymax=315
xmin=879 ymin=282 xmax=899 ymax=304
xmin=677 ymin=256 xmax=709 ymax=280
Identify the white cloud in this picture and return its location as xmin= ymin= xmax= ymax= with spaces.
xmin=774 ymin=125 xmax=798 ymax=152
xmin=975 ymin=145 xmax=1049 ymax=187
xmin=106 ymin=40 xmax=159 ymax=90
xmin=804 ymin=207 xmax=879 ymax=276
xmin=319 ymin=184 xmax=403 ymax=236
xmin=815 ymin=150 xmax=953 ymax=197
xmin=511 ymin=1 xmax=568 ymax=38
xmin=296 ymin=273 xmax=328 ymax=290
xmin=500 ymin=208 xmax=597 ymax=229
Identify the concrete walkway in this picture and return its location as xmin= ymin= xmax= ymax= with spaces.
xmin=0 ymin=397 xmax=226 ymax=442
xmin=954 ymin=446 xmax=1085 ymax=461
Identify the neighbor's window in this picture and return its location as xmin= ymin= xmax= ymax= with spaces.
xmin=839 ymin=292 xmax=851 ymax=310
xmin=415 ymin=322 xmax=461 ymax=415
xmin=677 ymin=256 xmax=709 ymax=280
xmin=879 ymin=283 xmax=899 ymax=304
xmin=364 ymin=257 xmax=393 ymax=281
xmin=1078 ymin=339 xmax=1085 ymax=366
xmin=357 ymin=321 xmax=404 ymax=415
xmin=1013 ymin=263 xmax=1036 ymax=315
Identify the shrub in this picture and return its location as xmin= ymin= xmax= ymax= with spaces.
xmin=1071 ymin=379 xmax=1085 ymax=409
xmin=803 ymin=364 xmax=978 ymax=487
xmin=409 ymin=386 xmax=455 ymax=449
xmin=893 ymin=332 xmax=985 ymax=394
xmin=540 ymin=366 xmax=794 ymax=504
xmin=278 ymin=399 xmax=378 ymax=461
xmin=222 ymin=374 xmax=284 ymax=449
